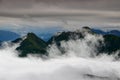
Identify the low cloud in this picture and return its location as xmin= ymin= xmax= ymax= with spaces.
xmin=0 ymin=33 xmax=120 ymax=80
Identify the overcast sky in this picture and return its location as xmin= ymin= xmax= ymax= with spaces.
xmin=0 ymin=0 xmax=119 ymax=15
xmin=0 ymin=0 xmax=120 ymax=29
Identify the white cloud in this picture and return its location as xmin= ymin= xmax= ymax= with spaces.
xmin=0 ymin=34 xmax=120 ymax=80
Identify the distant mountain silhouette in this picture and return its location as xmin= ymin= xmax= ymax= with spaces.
xmin=108 ymin=30 xmax=120 ymax=37
xmin=92 ymin=29 xmax=107 ymax=35
xmin=92 ymin=29 xmax=120 ymax=37
xmin=0 ymin=30 xmax=20 ymax=41
xmin=37 ymin=33 xmax=54 ymax=41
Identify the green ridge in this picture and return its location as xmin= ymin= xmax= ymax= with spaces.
xmin=16 ymin=33 xmax=48 ymax=57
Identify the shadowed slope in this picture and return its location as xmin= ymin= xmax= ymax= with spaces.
xmin=16 ymin=33 xmax=48 ymax=57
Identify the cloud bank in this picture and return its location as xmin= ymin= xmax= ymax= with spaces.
xmin=0 ymin=0 xmax=119 ymax=29
xmin=0 ymin=33 xmax=120 ymax=80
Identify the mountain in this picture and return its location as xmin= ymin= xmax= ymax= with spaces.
xmin=0 ymin=30 xmax=20 ymax=41
xmin=48 ymin=27 xmax=93 ymax=45
xmin=14 ymin=27 xmax=92 ymax=57
xmin=92 ymin=29 xmax=120 ymax=37
xmin=98 ymin=34 xmax=120 ymax=55
xmin=48 ymin=31 xmax=84 ymax=46
xmin=91 ymin=29 xmax=107 ymax=35
xmin=15 ymin=33 xmax=48 ymax=57
xmin=47 ymin=31 xmax=84 ymax=54
xmin=48 ymin=27 xmax=120 ymax=57
xmin=13 ymin=27 xmax=120 ymax=58
xmin=108 ymin=30 xmax=120 ymax=37
xmin=47 ymin=27 xmax=97 ymax=54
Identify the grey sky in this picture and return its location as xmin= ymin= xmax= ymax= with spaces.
xmin=0 ymin=0 xmax=119 ymax=15
xmin=0 ymin=0 xmax=120 ymax=28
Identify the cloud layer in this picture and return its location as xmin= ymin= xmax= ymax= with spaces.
xmin=0 ymin=33 xmax=120 ymax=80
xmin=0 ymin=0 xmax=119 ymax=16
xmin=0 ymin=0 xmax=119 ymax=29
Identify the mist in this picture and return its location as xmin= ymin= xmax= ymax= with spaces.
xmin=0 ymin=32 xmax=120 ymax=80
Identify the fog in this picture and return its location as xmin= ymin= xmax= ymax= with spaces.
xmin=0 ymin=33 xmax=120 ymax=80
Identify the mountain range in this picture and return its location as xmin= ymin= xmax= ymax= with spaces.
xmin=92 ymin=29 xmax=120 ymax=36
xmin=1 ymin=27 xmax=120 ymax=58
xmin=10 ymin=27 xmax=120 ymax=58
xmin=1 ymin=28 xmax=120 ymax=42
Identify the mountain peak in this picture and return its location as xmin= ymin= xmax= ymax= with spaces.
xmin=16 ymin=32 xmax=48 ymax=57
xmin=27 ymin=32 xmax=36 ymax=37
xmin=82 ymin=26 xmax=91 ymax=30
xmin=82 ymin=26 xmax=92 ymax=33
